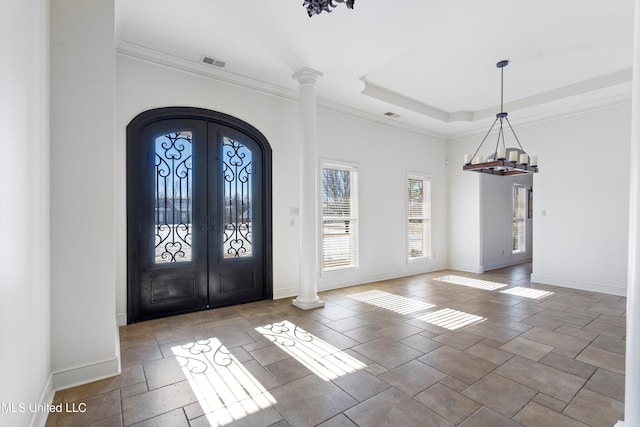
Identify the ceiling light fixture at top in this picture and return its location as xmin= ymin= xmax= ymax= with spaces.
xmin=303 ymin=0 xmax=355 ymax=17
xmin=463 ymin=60 xmax=538 ymax=176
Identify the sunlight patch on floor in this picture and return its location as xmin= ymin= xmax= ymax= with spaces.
xmin=433 ymin=275 xmax=508 ymax=291
xmin=415 ymin=308 xmax=486 ymax=330
xmin=500 ymin=286 xmax=554 ymax=299
xmin=255 ymin=320 xmax=366 ymax=381
xmin=171 ymin=338 xmax=276 ymax=426
xmin=347 ymin=289 xmax=435 ymax=315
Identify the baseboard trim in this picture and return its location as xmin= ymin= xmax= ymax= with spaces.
xmin=116 ymin=312 xmax=127 ymax=326
xmin=272 ymin=265 xmax=450 ymax=300
xmin=28 ymin=373 xmax=54 ymax=427
xmin=273 ymin=287 xmax=299 ymax=300
xmin=52 ymin=356 xmax=121 ymax=391
xmin=530 ymin=273 xmax=627 ymax=297
xmin=483 ymin=258 xmax=532 ymax=272
xmin=318 ymin=264 xmax=449 ymax=292
xmin=448 ymin=263 xmax=484 ymax=274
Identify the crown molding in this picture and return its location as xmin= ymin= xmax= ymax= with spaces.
xmin=361 ymin=69 xmax=632 ymax=125
xmin=447 ymin=90 xmax=632 ymax=142
xmin=116 ymin=41 xmax=447 ymax=140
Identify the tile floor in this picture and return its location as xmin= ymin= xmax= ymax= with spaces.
xmin=46 ymin=264 xmax=626 ymax=426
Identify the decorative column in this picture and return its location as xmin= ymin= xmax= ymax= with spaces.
xmin=620 ymin=2 xmax=640 ymax=426
xmin=292 ymin=67 xmax=325 ymax=310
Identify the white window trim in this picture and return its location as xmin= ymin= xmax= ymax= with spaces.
xmin=320 ymin=159 xmax=360 ymax=273
xmin=512 ymin=183 xmax=526 ymax=255
xmin=406 ymin=172 xmax=432 ymax=263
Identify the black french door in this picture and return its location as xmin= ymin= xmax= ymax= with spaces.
xmin=127 ymin=108 xmax=272 ymax=323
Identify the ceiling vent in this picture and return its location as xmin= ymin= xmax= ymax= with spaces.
xmin=384 ymin=112 xmax=400 ymax=119
xmin=201 ymin=56 xmax=226 ymax=68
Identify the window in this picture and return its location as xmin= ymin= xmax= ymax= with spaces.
xmin=512 ymin=184 xmax=526 ymax=253
xmin=321 ymin=163 xmax=358 ymax=270
xmin=407 ymin=175 xmax=431 ymax=260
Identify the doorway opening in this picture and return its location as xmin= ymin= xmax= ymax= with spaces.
xmin=127 ymin=107 xmax=272 ymax=323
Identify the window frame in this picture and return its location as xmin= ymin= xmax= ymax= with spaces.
xmin=406 ymin=172 xmax=432 ymax=262
xmin=512 ymin=183 xmax=527 ymax=254
xmin=320 ymin=160 xmax=359 ymax=272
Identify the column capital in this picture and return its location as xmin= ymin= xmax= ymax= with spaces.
xmin=292 ymin=67 xmax=324 ymax=87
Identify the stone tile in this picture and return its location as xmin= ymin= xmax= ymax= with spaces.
xmin=120 ymin=382 xmax=148 ymax=400
xmin=352 ymin=338 xmax=423 ymax=369
xmin=536 ymin=309 xmax=596 ymax=327
xmin=250 ymin=345 xmax=290 ymax=366
xmin=532 ymin=393 xmax=567 ymax=413
xmin=582 ymin=320 xmax=626 ymax=339
xmin=563 ymin=389 xmax=624 ymax=427
xmin=317 ymin=413 xmax=357 ymax=427
xmin=514 ymin=401 xmax=588 ymax=427
xmin=264 ymin=357 xmax=312 ymax=384
xmin=324 ymin=317 xmax=370 ymax=333
xmin=373 ymin=322 xmax=425 ymax=340
xmin=494 ymin=356 xmax=586 ymax=403
xmin=465 ymin=342 xmax=514 ymax=365
xmin=129 ymin=408 xmax=189 ymax=427
xmin=464 ymin=321 xmax=522 ymax=344
xmin=400 ymin=334 xmax=443 ymax=353
xmin=415 ymin=383 xmax=481 ymax=424
xmin=539 ymin=352 xmax=597 ymax=380
xmin=462 ymin=373 xmax=537 ymax=418
xmin=331 ymin=369 xmax=390 ymax=402
xmin=499 ymin=337 xmax=554 ymax=361
xmin=584 ymin=368 xmax=625 ymax=402
xmin=521 ymin=315 xmax=566 ymax=331
xmin=418 ymin=346 xmax=497 ymax=385
xmin=576 ymin=346 xmax=625 ymax=375
xmin=590 ymin=334 xmax=626 ymax=356
xmin=364 ymin=362 xmax=388 ymax=376
xmin=344 ymin=388 xmax=453 ymax=427
xmin=433 ymin=330 xmax=484 ymax=350
xmin=311 ymin=328 xmax=361 ymax=351
xmin=270 ymin=375 xmax=357 ymax=427
xmin=379 ymin=360 xmax=447 ymax=396
xmin=342 ymin=325 xmax=383 ymax=343
xmin=241 ymin=360 xmax=282 ymax=390
xmin=594 ymin=314 xmax=626 ymax=327
xmin=143 ymin=356 xmax=188 ymax=390
xmin=56 ymin=390 xmax=122 ymax=427
xmin=458 ymin=407 xmax=524 ymax=427
xmin=554 ymin=325 xmax=598 ymax=341
xmin=62 ymin=364 xmax=145 ymax=403
xmin=521 ymin=327 xmax=591 ymax=354
xmin=316 ymin=305 xmax=360 ymax=322
xmin=438 ymin=376 xmax=469 ymax=392
xmin=120 ymin=341 xmax=163 ymax=368
xmin=92 ymin=414 xmax=123 ymax=427
xmin=188 ymin=403 xmax=283 ymax=427
xmin=122 ymin=381 xmax=197 ymax=425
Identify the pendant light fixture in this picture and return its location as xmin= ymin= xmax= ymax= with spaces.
xmin=303 ymin=0 xmax=355 ymax=17
xmin=463 ymin=60 xmax=538 ymax=176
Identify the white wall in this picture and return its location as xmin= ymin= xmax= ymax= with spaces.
xmin=317 ymin=110 xmax=448 ymax=290
xmin=0 ymin=1 xmax=52 ymax=425
xmin=448 ymin=102 xmax=631 ymax=295
xmin=528 ymin=104 xmax=631 ymax=296
xmin=50 ymin=0 xmax=119 ymax=389
xmin=447 ymin=138 xmax=482 ymax=272
xmin=481 ymin=173 xmax=533 ymax=271
xmin=115 ymin=56 xmax=449 ymax=320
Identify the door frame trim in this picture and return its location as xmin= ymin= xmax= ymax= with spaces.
xmin=126 ymin=107 xmax=273 ymax=324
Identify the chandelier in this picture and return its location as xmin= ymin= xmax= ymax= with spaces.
xmin=463 ymin=60 xmax=538 ymax=176
xmin=303 ymin=0 xmax=355 ymax=17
